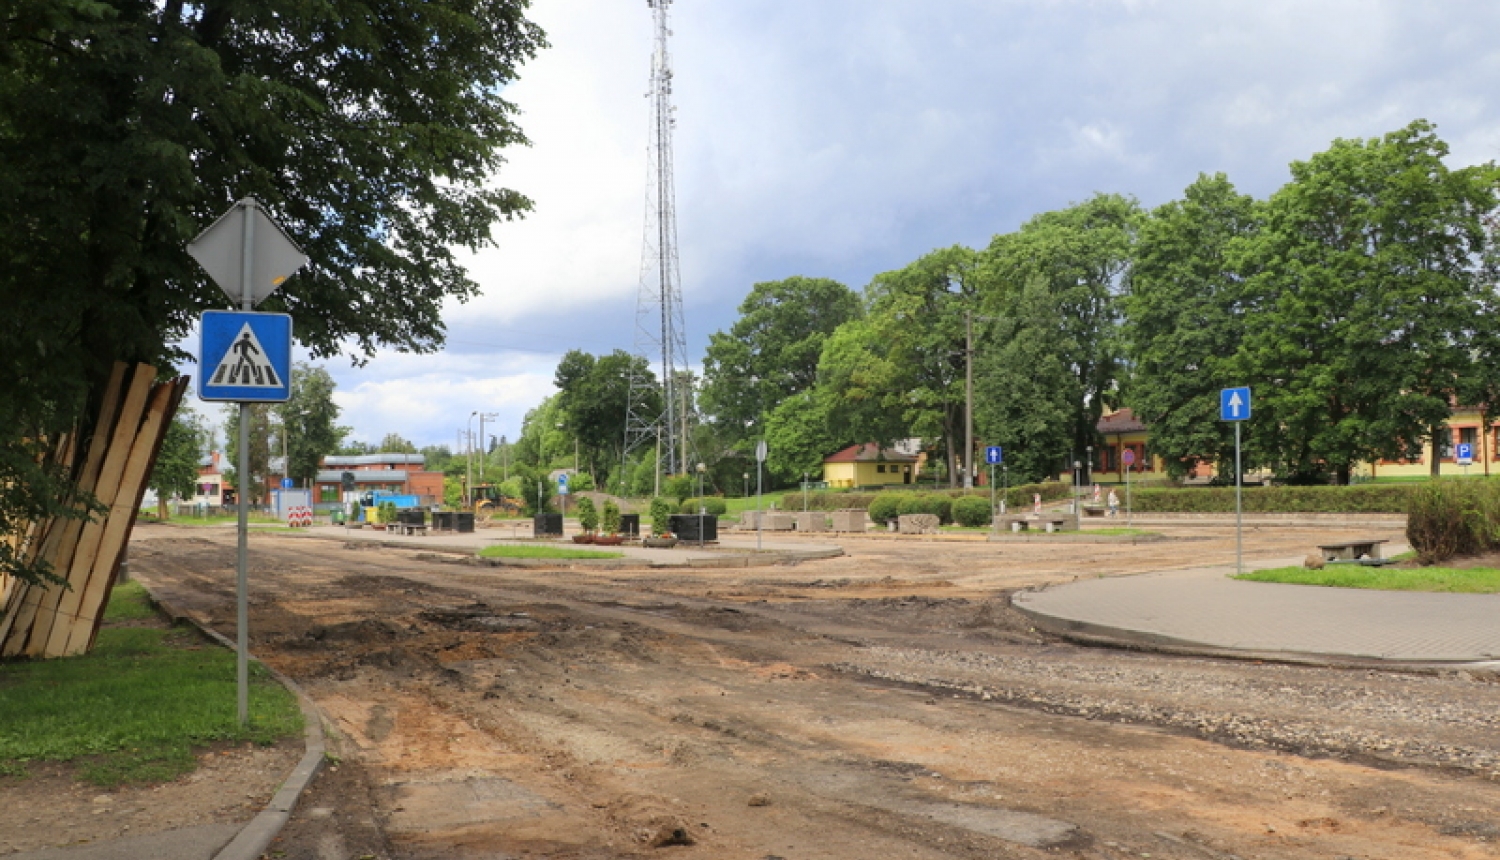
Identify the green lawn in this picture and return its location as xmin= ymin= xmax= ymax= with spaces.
xmin=720 ymin=491 xmax=791 ymax=518
xmin=0 ymin=582 xmax=302 ymax=786
xmin=1234 ymin=565 xmax=1500 ymax=593
xmin=478 ymin=544 xmax=624 ymax=560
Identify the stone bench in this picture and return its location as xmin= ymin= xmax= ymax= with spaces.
xmin=830 ymin=510 xmax=867 ymax=533
xmin=897 ymin=513 xmax=940 ymax=535
xmin=1002 ymin=516 xmax=1068 ymax=533
xmin=794 ymin=512 xmax=828 ymax=532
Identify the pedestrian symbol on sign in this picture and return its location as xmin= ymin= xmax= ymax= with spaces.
xmin=210 ymin=324 xmax=281 ymax=388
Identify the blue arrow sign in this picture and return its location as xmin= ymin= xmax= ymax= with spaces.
xmin=199 ymin=311 xmax=292 ymax=402
xmin=557 ymin=473 xmax=570 ymax=495
xmin=985 ymin=446 xmax=1003 ymax=465
xmin=1220 ymin=387 xmax=1252 ymax=422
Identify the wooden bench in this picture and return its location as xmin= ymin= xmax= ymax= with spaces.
xmin=1318 ymin=539 xmax=1389 ymax=564
xmin=388 ymin=522 xmax=429 ymax=537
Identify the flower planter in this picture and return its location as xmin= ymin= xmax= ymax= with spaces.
xmin=642 ymin=536 xmax=678 ymax=549
xmin=572 ymin=534 xmax=596 ymax=544
xmin=593 ymin=535 xmax=624 ymax=546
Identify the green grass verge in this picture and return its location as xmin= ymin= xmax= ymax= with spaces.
xmin=720 ymin=492 xmax=790 ymax=517
xmin=478 ymin=544 xmax=624 ymax=559
xmin=0 ymin=582 xmax=302 ymax=786
xmin=1234 ymin=565 xmax=1500 ymax=593
xmin=139 ymin=513 xmax=285 ymax=526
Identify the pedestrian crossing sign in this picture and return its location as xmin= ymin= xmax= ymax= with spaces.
xmin=198 ymin=310 xmax=292 ymax=402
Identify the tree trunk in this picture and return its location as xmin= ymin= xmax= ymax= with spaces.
xmin=1431 ymin=424 xmax=1444 ymax=478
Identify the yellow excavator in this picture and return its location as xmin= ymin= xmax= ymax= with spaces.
xmin=472 ymin=484 xmax=521 ymax=516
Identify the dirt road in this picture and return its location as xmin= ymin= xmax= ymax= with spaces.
xmin=128 ymin=523 xmax=1500 ymax=860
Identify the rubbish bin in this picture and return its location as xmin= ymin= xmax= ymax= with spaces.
xmin=331 ymin=509 xmax=345 ymax=525
xmin=456 ymin=512 xmax=476 ymax=533
xmin=533 ymin=513 xmax=563 ymax=537
xmin=398 ymin=509 xmax=426 ymax=528
xmin=619 ymin=513 xmax=640 ymax=538
xmin=432 ymin=511 xmax=455 ymax=531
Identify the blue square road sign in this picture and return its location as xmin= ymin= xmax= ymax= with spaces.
xmin=199 ymin=311 xmax=292 ymax=402
xmin=1220 ymin=387 xmax=1252 ymax=422
xmin=985 ymin=446 xmax=1003 ymax=465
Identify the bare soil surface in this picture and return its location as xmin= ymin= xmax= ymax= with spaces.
xmin=17 ymin=521 xmax=1500 ymax=859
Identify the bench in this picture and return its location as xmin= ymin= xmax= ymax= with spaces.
xmin=388 ymin=522 xmax=428 ymax=537
xmin=1081 ymin=504 xmax=1106 ymax=518
xmin=1318 ymin=539 xmax=1389 ymax=564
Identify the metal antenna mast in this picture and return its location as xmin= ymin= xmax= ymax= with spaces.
xmin=624 ymin=0 xmax=692 ymax=489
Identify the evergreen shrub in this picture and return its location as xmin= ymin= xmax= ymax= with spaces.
xmin=1407 ymin=479 xmax=1500 ymax=563
xmin=951 ymin=495 xmax=991 ymax=527
xmin=678 ymin=497 xmax=728 ymax=516
xmin=1130 ymin=484 xmax=1416 ymax=513
xmin=867 ymin=493 xmax=908 ymax=524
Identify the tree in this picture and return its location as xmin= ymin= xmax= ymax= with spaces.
xmin=1123 ymin=174 xmax=1260 ymax=480
xmin=700 ymin=277 xmax=862 ymax=447
xmin=277 ymin=364 xmax=344 ymax=486
xmin=762 ymin=392 xmax=848 ymax=485
xmin=975 ymin=194 xmax=1139 ymax=480
xmin=0 ymin=0 xmax=544 ymax=584
xmin=222 ymin=404 xmax=272 ymax=505
xmin=377 ymin=433 xmax=417 ymax=454
xmin=1231 ymin=121 xmax=1500 ymax=483
xmin=553 ymin=349 xmax=658 ymax=488
xmin=149 ymin=407 xmax=207 ymax=519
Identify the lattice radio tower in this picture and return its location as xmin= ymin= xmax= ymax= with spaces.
xmin=624 ymin=0 xmax=693 ymax=490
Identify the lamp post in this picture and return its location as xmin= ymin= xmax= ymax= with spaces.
xmin=466 ymin=411 xmax=478 ymax=507
xmin=477 ymin=411 xmax=497 ymax=488
xmin=743 ymin=472 xmax=749 ymax=499
xmin=696 ymin=462 xmax=707 ymax=547
xmin=1001 ymin=464 xmax=1008 ymax=514
xmin=802 ymin=471 xmax=809 ymax=512
xmin=1073 ymin=459 xmax=1082 ymax=531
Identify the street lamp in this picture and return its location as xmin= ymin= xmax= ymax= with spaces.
xmin=696 ymin=462 xmax=707 ymax=547
xmin=802 ymin=471 xmax=808 ymax=512
xmin=466 ymin=411 xmax=478 ymax=507
xmin=1073 ymin=459 xmax=1082 ymax=530
xmin=743 ymin=472 xmax=749 ymax=499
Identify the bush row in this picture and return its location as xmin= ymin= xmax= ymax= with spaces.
xmin=804 ymin=481 xmax=1072 ymax=517
xmin=1126 ymin=484 xmax=1418 ymax=514
xmin=1406 ymin=479 xmax=1500 ymax=563
xmin=678 ymin=497 xmax=729 ymax=516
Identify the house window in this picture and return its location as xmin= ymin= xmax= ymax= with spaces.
xmin=875 ymin=464 xmax=885 ymax=474
xmin=1100 ymin=447 xmax=1116 ymax=472
xmin=1461 ymin=427 xmax=1477 ymax=449
xmin=1438 ymin=431 xmax=1454 ymax=461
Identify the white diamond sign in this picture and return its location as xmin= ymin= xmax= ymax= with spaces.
xmin=188 ymin=198 xmax=308 ymax=306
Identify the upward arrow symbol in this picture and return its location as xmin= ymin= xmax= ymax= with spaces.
xmin=1228 ymin=392 xmax=1243 ymax=416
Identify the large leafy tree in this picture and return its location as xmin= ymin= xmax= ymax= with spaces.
xmin=975 ymin=194 xmax=1139 ymax=480
xmin=553 ymin=349 xmax=658 ymax=488
xmin=0 ymin=0 xmax=544 ymax=583
xmin=818 ymin=247 xmax=979 ymax=485
xmin=277 ymin=364 xmax=345 ymax=486
xmin=1232 ymin=121 xmax=1500 ymax=483
xmin=1123 ymin=174 xmax=1260 ymax=480
xmin=700 ymin=277 xmax=862 ymax=448
xmin=149 ymin=406 xmax=208 ymax=518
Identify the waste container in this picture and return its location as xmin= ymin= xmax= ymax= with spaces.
xmin=456 ymin=512 xmax=476 ymax=533
xmin=619 ymin=513 xmax=640 ymax=538
xmin=432 ymin=511 xmax=455 ymax=531
xmin=669 ymin=514 xmax=717 ymax=542
xmin=533 ymin=512 xmax=563 ymax=537
xmin=331 ymin=509 xmax=345 ymax=525
xmin=398 ymin=509 xmax=426 ymax=528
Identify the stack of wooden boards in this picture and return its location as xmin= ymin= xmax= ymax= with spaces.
xmin=0 ymin=362 xmax=187 ymax=658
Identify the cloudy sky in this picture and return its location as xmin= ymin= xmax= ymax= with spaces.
xmin=187 ymin=0 xmax=1500 ymax=454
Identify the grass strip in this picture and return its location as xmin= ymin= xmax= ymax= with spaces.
xmin=0 ymin=582 xmax=302 ymax=786
xmin=1234 ymin=566 xmax=1500 ymax=593
xmin=479 ymin=544 xmax=625 ymax=560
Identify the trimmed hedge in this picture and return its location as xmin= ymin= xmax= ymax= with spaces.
xmin=806 ymin=481 xmax=1070 ymax=515
xmin=679 ymin=496 xmax=728 ymax=516
xmin=951 ymin=495 xmax=991 ymax=527
xmin=1128 ymin=484 xmax=1417 ymax=514
xmin=1407 ymin=479 xmax=1500 ymax=563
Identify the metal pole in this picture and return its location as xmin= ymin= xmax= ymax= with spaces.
xmin=1126 ymin=462 xmax=1133 ymax=528
xmin=235 ymin=198 xmax=255 ymax=728
xmin=963 ymin=309 xmax=974 ymax=489
xmin=1235 ymin=421 xmax=1243 ymax=576
xmin=802 ymin=472 xmax=808 ymax=512
xmin=989 ymin=463 xmax=996 ymax=532
xmin=756 ymin=461 xmax=763 ymax=552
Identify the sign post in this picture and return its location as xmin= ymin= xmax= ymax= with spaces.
xmin=1122 ymin=448 xmax=1136 ymax=527
xmin=188 ymin=198 xmax=307 ymax=727
xmin=984 ymin=446 xmax=1002 ymax=529
xmin=755 ymin=440 xmax=768 ymax=551
xmin=1221 ymin=387 xmax=1252 ymax=576
xmin=1458 ymin=442 xmax=1473 ymax=477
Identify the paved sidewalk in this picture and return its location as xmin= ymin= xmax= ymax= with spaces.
xmin=1013 ymin=548 xmax=1500 ymax=667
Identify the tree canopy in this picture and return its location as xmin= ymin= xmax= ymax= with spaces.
xmin=1 ymin=0 xmax=545 ymax=582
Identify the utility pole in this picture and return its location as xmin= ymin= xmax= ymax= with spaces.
xmin=964 ymin=309 xmax=974 ymax=489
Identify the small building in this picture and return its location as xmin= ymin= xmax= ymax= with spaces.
xmin=192 ymin=452 xmax=226 ymax=507
xmin=1091 ymin=408 xmax=1164 ymax=481
xmin=313 ymin=453 xmax=443 ymax=507
xmin=821 ymin=443 xmax=920 ymax=489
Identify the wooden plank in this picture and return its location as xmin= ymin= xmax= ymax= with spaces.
xmin=65 ymin=377 xmax=185 ymax=656
xmin=0 ymin=365 xmax=127 ymax=655
xmin=26 ymin=363 xmax=154 ymax=657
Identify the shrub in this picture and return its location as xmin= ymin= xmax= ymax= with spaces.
xmin=1407 ymin=479 xmax=1500 ymax=563
xmin=601 ymin=499 xmax=621 ymax=535
xmin=679 ymin=496 xmax=728 ymax=516
xmin=867 ymin=493 xmax=908 ymax=524
xmin=663 ymin=474 xmax=695 ymax=504
xmin=898 ymin=493 xmax=952 ymax=524
xmin=377 ymin=501 xmax=397 ymax=524
xmin=574 ymin=496 xmax=598 ymax=533
xmin=1129 ymin=484 xmax=1417 ymax=514
xmin=649 ymin=496 xmax=675 ymax=537
xmin=951 ymin=495 xmax=991 ymax=527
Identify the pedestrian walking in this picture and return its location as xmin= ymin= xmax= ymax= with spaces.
xmin=1107 ymin=489 xmax=1120 ymax=517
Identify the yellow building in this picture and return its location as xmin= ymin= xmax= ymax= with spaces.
xmin=821 ymin=443 xmax=919 ymax=489
xmin=1090 ymin=408 xmax=1170 ymax=482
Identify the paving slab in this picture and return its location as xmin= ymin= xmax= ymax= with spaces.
xmin=1013 ymin=548 xmax=1500 ymax=667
